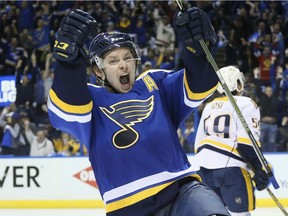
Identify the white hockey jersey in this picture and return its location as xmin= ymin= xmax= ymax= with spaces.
xmin=194 ymin=96 xmax=261 ymax=170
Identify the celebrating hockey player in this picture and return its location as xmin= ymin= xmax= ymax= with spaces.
xmin=195 ymin=66 xmax=270 ymax=216
xmin=48 ymin=8 xmax=230 ymax=216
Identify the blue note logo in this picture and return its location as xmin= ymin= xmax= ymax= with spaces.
xmin=100 ymin=96 xmax=154 ymax=149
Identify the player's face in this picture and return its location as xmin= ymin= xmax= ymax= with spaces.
xmin=101 ymin=48 xmax=137 ymax=93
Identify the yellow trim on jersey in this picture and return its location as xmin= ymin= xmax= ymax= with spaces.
xmin=213 ymin=96 xmax=229 ymax=101
xmin=106 ymin=174 xmax=201 ymax=213
xmin=183 ymin=72 xmax=218 ymax=100
xmin=238 ymin=137 xmax=261 ymax=147
xmin=49 ymin=89 xmax=93 ymax=114
xmin=106 ymin=181 xmax=173 ymax=212
xmin=241 ymin=168 xmax=255 ymax=211
xmin=195 ymin=139 xmax=240 ymax=156
xmin=137 ymin=70 xmax=150 ymax=79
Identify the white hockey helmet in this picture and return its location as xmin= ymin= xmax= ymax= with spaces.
xmin=217 ymin=66 xmax=245 ymax=94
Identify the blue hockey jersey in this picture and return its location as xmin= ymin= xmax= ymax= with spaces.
xmin=47 ymin=55 xmax=218 ymax=215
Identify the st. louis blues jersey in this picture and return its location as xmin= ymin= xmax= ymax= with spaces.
xmin=47 ymin=57 xmax=218 ymax=215
xmin=194 ymin=96 xmax=261 ymax=170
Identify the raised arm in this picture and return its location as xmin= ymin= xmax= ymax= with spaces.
xmin=48 ymin=10 xmax=98 ymax=146
xmin=174 ymin=7 xmax=219 ymax=100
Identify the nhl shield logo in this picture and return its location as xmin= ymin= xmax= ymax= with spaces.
xmin=235 ymin=197 xmax=242 ymax=204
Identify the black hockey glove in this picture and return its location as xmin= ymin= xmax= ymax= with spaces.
xmin=174 ymin=7 xmax=217 ymax=56
xmin=253 ymin=169 xmax=269 ymax=191
xmin=54 ymin=9 xmax=98 ymax=62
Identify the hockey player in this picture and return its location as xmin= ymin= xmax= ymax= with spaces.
xmin=194 ymin=66 xmax=270 ymax=216
xmin=48 ymin=8 xmax=230 ymax=216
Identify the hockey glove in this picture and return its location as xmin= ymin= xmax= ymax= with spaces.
xmin=253 ymin=169 xmax=269 ymax=191
xmin=54 ymin=9 xmax=98 ymax=62
xmin=174 ymin=7 xmax=217 ymax=56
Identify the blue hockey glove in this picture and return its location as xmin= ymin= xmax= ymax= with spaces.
xmin=54 ymin=9 xmax=98 ymax=62
xmin=253 ymin=169 xmax=269 ymax=191
xmin=174 ymin=7 xmax=217 ymax=56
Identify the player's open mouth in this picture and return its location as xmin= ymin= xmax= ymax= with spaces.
xmin=119 ymin=74 xmax=130 ymax=85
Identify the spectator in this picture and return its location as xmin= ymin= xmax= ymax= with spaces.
xmin=106 ymin=21 xmax=116 ymax=32
xmin=53 ymin=131 xmax=85 ymax=156
xmin=159 ymin=49 xmax=175 ymax=70
xmin=140 ymin=48 xmax=157 ymax=68
xmin=117 ymin=15 xmax=132 ymax=33
xmin=0 ymin=111 xmax=28 ymax=156
xmin=4 ymin=37 xmax=24 ymax=75
xmin=248 ymin=20 xmax=269 ymax=43
xmin=178 ymin=114 xmax=196 ymax=153
xmin=142 ymin=61 xmax=152 ymax=72
xmin=16 ymin=1 xmax=35 ymax=30
xmin=253 ymin=45 xmax=276 ymax=86
xmin=154 ymin=14 xmax=175 ymax=51
xmin=17 ymin=111 xmax=37 ymax=156
xmin=257 ymin=83 xmax=279 ymax=152
xmin=33 ymin=52 xmax=54 ymax=124
xmin=238 ymin=40 xmax=258 ymax=75
xmin=18 ymin=28 xmax=34 ymax=55
xmin=42 ymin=121 xmax=61 ymax=145
xmin=131 ymin=17 xmax=147 ymax=49
xmin=32 ymin=14 xmax=51 ymax=68
xmin=26 ymin=128 xmax=55 ymax=156
xmin=14 ymin=55 xmax=37 ymax=113
xmin=243 ymin=73 xmax=258 ymax=102
xmin=272 ymin=23 xmax=285 ymax=65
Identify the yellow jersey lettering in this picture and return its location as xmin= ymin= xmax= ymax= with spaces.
xmin=212 ymin=102 xmax=224 ymax=109
xmin=143 ymin=75 xmax=158 ymax=92
xmin=54 ymin=40 xmax=69 ymax=50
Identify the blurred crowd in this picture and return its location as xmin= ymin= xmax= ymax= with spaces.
xmin=0 ymin=1 xmax=288 ymax=157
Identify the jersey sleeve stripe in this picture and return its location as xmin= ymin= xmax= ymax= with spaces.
xmin=48 ymin=96 xmax=92 ymax=123
xmin=183 ymin=79 xmax=207 ymax=108
xmin=183 ymin=71 xmax=218 ymax=101
xmin=49 ymin=89 xmax=93 ymax=114
xmin=238 ymin=137 xmax=261 ymax=147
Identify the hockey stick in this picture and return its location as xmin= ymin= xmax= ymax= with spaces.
xmin=175 ymin=0 xmax=288 ymax=215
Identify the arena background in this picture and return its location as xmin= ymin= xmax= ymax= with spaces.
xmin=1 ymin=1 xmax=288 ymax=215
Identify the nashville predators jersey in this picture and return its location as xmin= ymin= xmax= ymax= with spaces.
xmin=47 ymin=58 xmax=218 ymax=215
xmin=194 ymin=96 xmax=261 ymax=170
